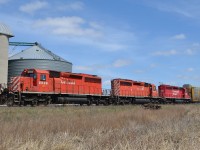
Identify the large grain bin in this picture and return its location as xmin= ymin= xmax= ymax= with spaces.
xmin=0 ymin=22 xmax=13 ymax=87
xmin=8 ymin=44 xmax=72 ymax=81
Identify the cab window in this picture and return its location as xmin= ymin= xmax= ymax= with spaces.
xmin=40 ymin=74 xmax=46 ymax=81
xmin=29 ymin=73 xmax=37 ymax=78
xmin=33 ymin=74 xmax=37 ymax=79
xmin=153 ymin=86 xmax=156 ymax=91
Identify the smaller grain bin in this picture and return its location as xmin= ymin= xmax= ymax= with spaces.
xmin=8 ymin=44 xmax=72 ymax=81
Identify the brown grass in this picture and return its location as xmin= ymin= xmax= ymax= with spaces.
xmin=0 ymin=104 xmax=200 ymax=150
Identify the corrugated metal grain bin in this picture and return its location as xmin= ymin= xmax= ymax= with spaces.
xmin=8 ymin=44 xmax=72 ymax=82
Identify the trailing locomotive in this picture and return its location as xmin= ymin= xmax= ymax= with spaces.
xmin=4 ymin=68 xmax=199 ymax=106
xmin=158 ymin=84 xmax=190 ymax=103
xmin=111 ymin=78 xmax=160 ymax=104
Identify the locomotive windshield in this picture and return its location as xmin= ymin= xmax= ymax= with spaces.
xmin=28 ymin=73 xmax=37 ymax=79
xmin=22 ymin=73 xmax=37 ymax=79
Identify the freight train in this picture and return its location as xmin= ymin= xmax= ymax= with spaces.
xmin=0 ymin=68 xmax=199 ymax=106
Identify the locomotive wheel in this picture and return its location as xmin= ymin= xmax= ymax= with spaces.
xmin=96 ymin=101 xmax=99 ymax=106
xmin=121 ymin=100 xmax=125 ymax=105
xmin=114 ymin=101 xmax=119 ymax=105
xmin=7 ymin=101 xmax=13 ymax=107
xmin=31 ymin=100 xmax=37 ymax=107
xmin=103 ymin=101 xmax=108 ymax=106
xmin=24 ymin=101 xmax=27 ymax=106
xmin=31 ymin=102 xmax=34 ymax=107
xmin=87 ymin=100 xmax=91 ymax=106
xmin=7 ymin=97 xmax=14 ymax=107
xmin=19 ymin=101 xmax=24 ymax=107
xmin=44 ymin=100 xmax=49 ymax=106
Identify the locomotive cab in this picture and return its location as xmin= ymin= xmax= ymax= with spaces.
xmin=150 ymin=84 xmax=158 ymax=97
xmin=20 ymin=69 xmax=51 ymax=92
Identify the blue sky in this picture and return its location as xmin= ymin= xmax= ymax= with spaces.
xmin=0 ymin=0 xmax=200 ymax=88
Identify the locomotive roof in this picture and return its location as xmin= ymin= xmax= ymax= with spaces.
xmin=112 ymin=78 xmax=134 ymax=82
xmin=61 ymin=72 xmax=101 ymax=78
xmin=77 ymin=73 xmax=100 ymax=78
xmin=112 ymin=78 xmax=155 ymax=85
xmin=23 ymin=69 xmax=49 ymax=74
xmin=159 ymin=84 xmax=183 ymax=89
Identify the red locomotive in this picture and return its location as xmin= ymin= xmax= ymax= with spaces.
xmin=111 ymin=78 xmax=159 ymax=104
xmin=158 ymin=84 xmax=190 ymax=103
xmin=6 ymin=68 xmax=192 ymax=106
xmin=9 ymin=69 xmax=102 ymax=106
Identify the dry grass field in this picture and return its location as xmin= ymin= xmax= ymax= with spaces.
xmin=0 ymin=104 xmax=200 ymax=150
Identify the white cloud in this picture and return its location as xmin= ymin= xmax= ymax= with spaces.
xmin=74 ymin=65 xmax=93 ymax=71
xmin=150 ymin=63 xmax=157 ymax=68
xmin=185 ymin=49 xmax=195 ymax=55
xmin=186 ymin=68 xmax=194 ymax=72
xmin=113 ymin=59 xmax=132 ymax=68
xmin=0 ymin=0 xmax=9 ymax=4
xmin=145 ymin=0 xmax=198 ymax=18
xmin=153 ymin=49 xmax=178 ymax=56
xmin=91 ymin=42 xmax=126 ymax=52
xmin=103 ymin=80 xmax=111 ymax=87
xmin=185 ymin=43 xmax=200 ymax=55
xmin=145 ymin=0 xmax=200 ymax=21
xmin=133 ymin=64 xmax=157 ymax=74
xmin=74 ymin=59 xmax=133 ymax=72
xmin=33 ymin=16 xmax=134 ymax=51
xmin=176 ymin=75 xmax=200 ymax=83
xmin=134 ymin=70 xmax=145 ymax=74
xmin=171 ymin=34 xmax=186 ymax=40
xmin=89 ymin=22 xmax=103 ymax=30
xmin=34 ymin=16 xmax=102 ymax=38
xmin=19 ymin=1 xmax=48 ymax=14
xmin=57 ymin=1 xmax=84 ymax=11
xmin=192 ymin=43 xmax=200 ymax=47
xmin=74 ymin=64 xmax=110 ymax=72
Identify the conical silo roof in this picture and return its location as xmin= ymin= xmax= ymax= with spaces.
xmin=9 ymin=44 xmax=71 ymax=63
xmin=0 ymin=22 xmax=14 ymax=37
